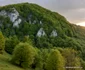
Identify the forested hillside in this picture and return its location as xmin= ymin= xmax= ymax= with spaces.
xmin=0 ymin=3 xmax=85 ymax=70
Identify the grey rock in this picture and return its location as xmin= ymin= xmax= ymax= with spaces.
xmin=37 ymin=28 xmax=46 ymax=37
xmin=50 ymin=30 xmax=58 ymax=37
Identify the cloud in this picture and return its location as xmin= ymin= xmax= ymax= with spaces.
xmin=0 ymin=0 xmax=85 ymax=24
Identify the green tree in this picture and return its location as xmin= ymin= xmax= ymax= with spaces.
xmin=74 ymin=58 xmax=82 ymax=70
xmin=45 ymin=49 xmax=65 ymax=70
xmin=0 ymin=31 xmax=5 ymax=54
xmin=36 ymin=37 xmax=52 ymax=48
xmin=11 ymin=42 xmax=36 ymax=68
xmin=62 ymin=48 xmax=82 ymax=70
xmin=23 ymin=36 xmax=33 ymax=45
xmin=33 ymin=49 xmax=49 ymax=70
xmin=5 ymin=35 xmax=19 ymax=54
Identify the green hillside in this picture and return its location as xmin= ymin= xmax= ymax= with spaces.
xmin=0 ymin=52 xmax=24 ymax=70
xmin=0 ymin=3 xmax=85 ymax=50
xmin=0 ymin=3 xmax=85 ymax=70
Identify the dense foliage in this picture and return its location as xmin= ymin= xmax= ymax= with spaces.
xmin=45 ymin=49 xmax=65 ymax=70
xmin=0 ymin=31 xmax=5 ymax=54
xmin=0 ymin=2 xmax=85 ymax=70
xmin=11 ymin=42 xmax=36 ymax=68
xmin=61 ymin=48 xmax=82 ymax=70
xmin=0 ymin=3 xmax=85 ymax=51
xmin=5 ymin=35 xmax=19 ymax=54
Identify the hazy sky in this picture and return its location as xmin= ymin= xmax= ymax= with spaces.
xmin=0 ymin=0 xmax=85 ymax=24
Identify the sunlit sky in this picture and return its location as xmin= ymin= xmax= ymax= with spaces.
xmin=0 ymin=0 xmax=85 ymax=26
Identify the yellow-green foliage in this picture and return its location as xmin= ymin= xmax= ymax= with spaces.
xmin=74 ymin=58 xmax=82 ymax=70
xmin=45 ymin=49 xmax=65 ymax=70
xmin=11 ymin=42 xmax=36 ymax=68
xmin=33 ymin=49 xmax=50 ymax=70
xmin=62 ymin=48 xmax=82 ymax=70
xmin=0 ymin=31 xmax=5 ymax=54
xmin=0 ymin=3 xmax=85 ymax=50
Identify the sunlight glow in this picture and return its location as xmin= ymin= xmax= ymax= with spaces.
xmin=76 ymin=22 xmax=85 ymax=26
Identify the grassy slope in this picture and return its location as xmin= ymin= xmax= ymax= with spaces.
xmin=0 ymin=52 xmax=24 ymax=70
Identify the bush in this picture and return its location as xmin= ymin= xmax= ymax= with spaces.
xmin=0 ymin=31 xmax=5 ymax=54
xmin=32 ymin=49 xmax=49 ymax=70
xmin=11 ymin=42 xmax=36 ymax=68
xmin=5 ymin=36 xmax=19 ymax=54
xmin=45 ymin=49 xmax=65 ymax=70
xmin=61 ymin=48 xmax=82 ymax=70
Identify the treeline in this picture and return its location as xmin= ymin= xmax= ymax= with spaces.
xmin=0 ymin=31 xmax=85 ymax=70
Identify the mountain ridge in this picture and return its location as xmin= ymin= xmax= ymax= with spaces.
xmin=0 ymin=2 xmax=85 ymax=50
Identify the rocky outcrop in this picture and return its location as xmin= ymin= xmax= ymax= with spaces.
xmin=50 ymin=30 xmax=57 ymax=37
xmin=37 ymin=28 xmax=46 ymax=37
xmin=40 ymin=21 xmax=42 ymax=24
xmin=8 ymin=8 xmax=19 ymax=22
xmin=0 ymin=10 xmax=7 ymax=16
xmin=0 ymin=8 xmax=22 ymax=27
xmin=13 ymin=19 xmax=22 ymax=27
xmin=33 ymin=20 xmax=37 ymax=24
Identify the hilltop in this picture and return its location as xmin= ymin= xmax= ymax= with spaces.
xmin=0 ymin=2 xmax=85 ymax=70
xmin=0 ymin=3 xmax=85 ymax=50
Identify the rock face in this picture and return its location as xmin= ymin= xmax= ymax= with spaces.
xmin=37 ymin=28 xmax=46 ymax=37
xmin=0 ymin=8 xmax=22 ymax=27
xmin=13 ymin=19 xmax=22 ymax=27
xmin=8 ymin=8 xmax=19 ymax=22
xmin=0 ymin=10 xmax=7 ymax=16
xmin=50 ymin=30 xmax=57 ymax=37
xmin=40 ymin=21 xmax=42 ymax=24
xmin=33 ymin=20 xmax=37 ymax=24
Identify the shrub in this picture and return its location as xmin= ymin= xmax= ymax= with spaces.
xmin=5 ymin=36 xmax=19 ymax=54
xmin=11 ymin=42 xmax=36 ymax=68
xmin=62 ymin=48 xmax=82 ymax=70
xmin=32 ymin=49 xmax=49 ymax=70
xmin=45 ymin=49 xmax=65 ymax=70
xmin=0 ymin=31 xmax=5 ymax=54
